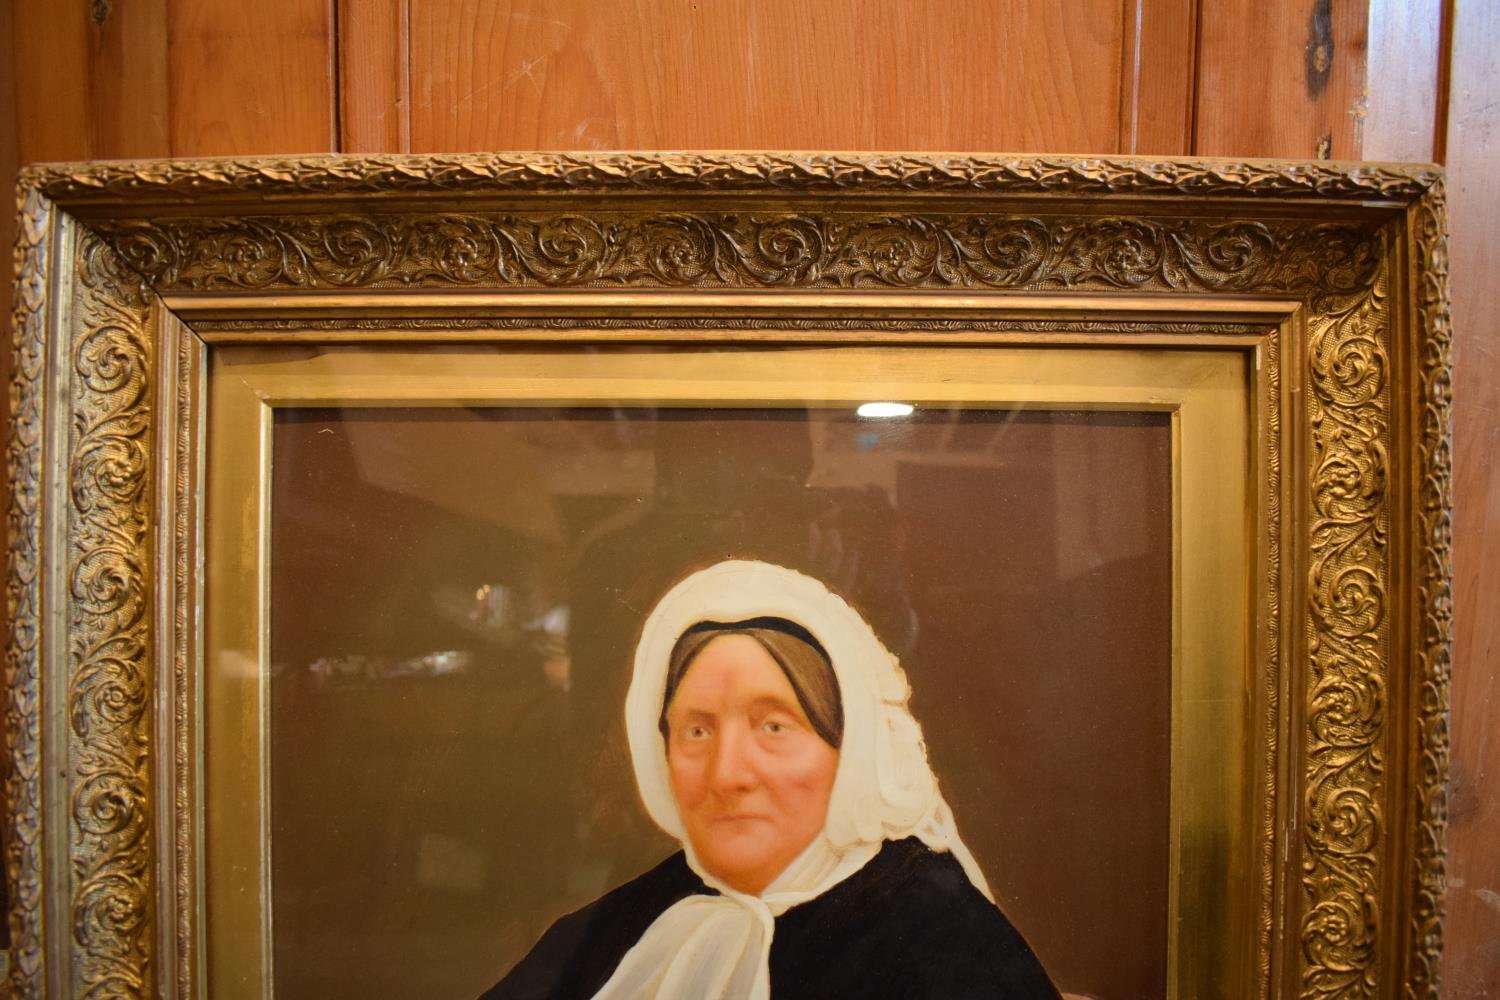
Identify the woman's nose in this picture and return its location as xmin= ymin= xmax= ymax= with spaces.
xmin=707 ymin=724 xmax=757 ymax=792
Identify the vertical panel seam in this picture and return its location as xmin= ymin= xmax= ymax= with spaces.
xmin=400 ymin=0 xmax=413 ymax=154
xmin=1119 ymin=0 xmax=1144 ymax=154
xmin=1188 ymin=0 xmax=1204 ymax=155
xmin=330 ymin=0 xmax=343 ymax=153
xmin=1432 ymin=0 xmax=1455 ymax=165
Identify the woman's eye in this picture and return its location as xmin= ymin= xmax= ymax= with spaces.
xmin=762 ymin=720 xmax=788 ymax=735
xmin=685 ymin=725 xmax=711 ymax=740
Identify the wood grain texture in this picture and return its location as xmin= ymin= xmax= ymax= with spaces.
xmin=10 ymin=0 xmax=171 ymax=163
xmin=1 ymin=0 xmax=16 ymax=416
xmin=1361 ymin=0 xmax=1443 ymax=162
xmin=407 ymin=0 xmax=1126 ymax=153
xmin=1440 ymin=0 xmax=1500 ymax=991
xmin=1119 ymin=0 xmax=1196 ymax=154
xmin=0 ymin=0 xmax=16 ymax=951
xmin=1194 ymin=0 xmax=1369 ymax=158
xmin=165 ymin=0 xmax=338 ymax=156
xmin=10 ymin=0 xmax=92 ymax=162
xmin=339 ymin=0 xmax=410 ymax=153
xmin=88 ymin=0 xmax=171 ymax=159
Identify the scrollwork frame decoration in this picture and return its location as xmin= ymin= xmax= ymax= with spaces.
xmin=5 ymin=152 xmax=1449 ymax=999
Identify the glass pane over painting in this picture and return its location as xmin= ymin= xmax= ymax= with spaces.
xmin=266 ymin=403 xmax=1172 ymax=999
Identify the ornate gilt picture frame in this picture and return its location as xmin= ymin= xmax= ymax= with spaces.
xmin=4 ymin=153 xmax=1450 ymax=999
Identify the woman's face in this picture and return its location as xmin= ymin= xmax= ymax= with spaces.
xmin=664 ymin=634 xmax=840 ymax=896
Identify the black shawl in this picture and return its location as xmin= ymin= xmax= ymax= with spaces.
xmin=482 ymin=836 xmax=1060 ymax=1000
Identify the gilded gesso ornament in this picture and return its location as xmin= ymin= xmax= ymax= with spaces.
xmin=1301 ymin=229 xmax=1391 ymax=999
xmin=188 ymin=317 xmax=1268 ymax=335
xmin=1258 ymin=324 xmax=1285 ymax=999
xmin=1405 ymin=182 xmax=1453 ymax=997
xmin=3 ymin=153 xmax=1450 ymax=1000
xmin=7 ymin=179 xmax=52 ymax=1000
xmin=23 ymin=151 xmax=1439 ymax=203
xmin=168 ymin=313 xmax=198 ymax=999
xmin=92 ymin=212 xmax=1378 ymax=294
xmin=94 ymin=203 xmax=1389 ymax=1000
xmin=67 ymin=231 xmax=156 ymax=999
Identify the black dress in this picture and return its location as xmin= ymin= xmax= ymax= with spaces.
xmin=482 ymin=836 xmax=1061 ymax=1000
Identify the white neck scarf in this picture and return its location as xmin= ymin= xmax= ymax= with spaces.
xmin=591 ymin=560 xmax=992 ymax=1000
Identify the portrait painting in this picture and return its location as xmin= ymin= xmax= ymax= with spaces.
xmin=265 ymin=399 xmax=1177 ymax=999
xmin=6 ymin=152 xmax=1448 ymax=1000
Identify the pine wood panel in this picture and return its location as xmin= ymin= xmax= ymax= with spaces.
xmin=1440 ymin=0 xmax=1500 ymax=990
xmin=9 ymin=0 xmax=92 ymax=162
xmin=1120 ymin=0 xmax=1197 ymax=154
xmin=1361 ymin=0 xmax=1443 ymax=163
xmin=356 ymin=0 xmax=1198 ymax=159
xmin=0 ymin=0 xmax=18 ymax=948
xmin=1194 ymin=0 xmax=1369 ymax=158
xmin=165 ymin=0 xmax=337 ymax=156
xmin=339 ymin=0 xmax=410 ymax=153
xmin=406 ymin=0 xmax=1132 ymax=153
xmin=11 ymin=0 xmax=171 ymax=163
xmin=89 ymin=0 xmax=171 ymax=159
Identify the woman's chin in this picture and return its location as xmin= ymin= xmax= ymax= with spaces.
xmin=696 ymin=843 xmax=783 ymax=894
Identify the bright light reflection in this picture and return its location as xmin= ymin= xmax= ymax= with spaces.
xmin=856 ymin=401 xmax=915 ymax=418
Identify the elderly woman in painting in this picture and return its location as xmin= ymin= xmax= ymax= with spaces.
xmin=483 ymin=560 xmax=1059 ymax=999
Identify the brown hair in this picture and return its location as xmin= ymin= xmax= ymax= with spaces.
xmin=659 ymin=617 xmax=843 ymax=748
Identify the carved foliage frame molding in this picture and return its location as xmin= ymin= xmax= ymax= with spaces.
xmin=4 ymin=154 xmax=1450 ymax=998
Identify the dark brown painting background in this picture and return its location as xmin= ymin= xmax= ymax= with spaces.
xmin=269 ymin=404 xmax=1172 ymax=999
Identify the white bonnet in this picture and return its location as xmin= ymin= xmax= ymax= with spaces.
xmin=624 ymin=559 xmax=992 ymax=899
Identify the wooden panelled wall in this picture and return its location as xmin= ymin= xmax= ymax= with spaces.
xmin=1 ymin=0 xmax=1495 ymax=993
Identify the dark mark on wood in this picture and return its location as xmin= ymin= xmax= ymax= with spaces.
xmin=1305 ymin=0 xmax=1334 ymax=99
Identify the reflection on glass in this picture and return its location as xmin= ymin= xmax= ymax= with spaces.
xmin=270 ymin=406 xmax=1170 ymax=999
